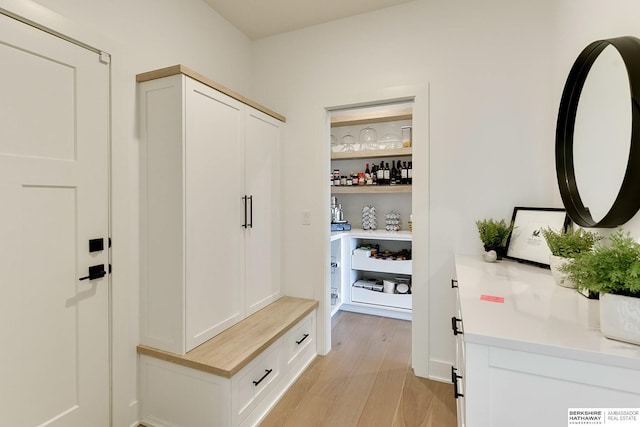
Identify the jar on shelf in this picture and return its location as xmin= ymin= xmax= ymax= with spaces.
xmin=385 ymin=211 xmax=401 ymax=231
xmin=362 ymin=205 xmax=377 ymax=230
xmin=401 ymin=126 xmax=412 ymax=147
xmin=359 ymin=127 xmax=377 ymax=151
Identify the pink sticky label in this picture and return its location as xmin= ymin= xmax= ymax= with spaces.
xmin=480 ymin=294 xmax=504 ymax=303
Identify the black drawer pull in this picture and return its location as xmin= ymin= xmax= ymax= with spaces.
xmin=451 ymin=279 xmax=458 ymax=288
xmin=253 ymin=369 xmax=273 ymax=386
xmin=451 ymin=366 xmax=464 ymax=399
xmin=296 ymin=333 xmax=310 ymax=345
xmin=451 ymin=316 xmax=463 ymax=336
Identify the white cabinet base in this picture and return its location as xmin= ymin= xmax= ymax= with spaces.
xmin=139 ymin=311 xmax=317 ymax=427
xmin=465 ymin=343 xmax=640 ymax=427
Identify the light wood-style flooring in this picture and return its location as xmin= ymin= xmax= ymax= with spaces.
xmin=260 ymin=311 xmax=457 ymax=427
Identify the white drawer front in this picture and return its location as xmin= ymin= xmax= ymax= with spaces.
xmin=283 ymin=312 xmax=316 ymax=367
xmin=232 ymin=340 xmax=282 ymax=424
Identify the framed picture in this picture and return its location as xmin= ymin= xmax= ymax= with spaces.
xmin=505 ymin=207 xmax=569 ymax=268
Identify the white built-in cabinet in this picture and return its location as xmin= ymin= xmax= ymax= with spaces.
xmin=139 ymin=66 xmax=282 ymax=355
xmin=332 ymin=231 xmax=412 ymax=320
xmin=453 ymin=254 xmax=640 ymax=427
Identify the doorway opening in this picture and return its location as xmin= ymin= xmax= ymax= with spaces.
xmin=325 ymin=99 xmax=415 ymax=351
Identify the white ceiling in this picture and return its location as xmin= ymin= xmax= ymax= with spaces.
xmin=202 ymin=0 xmax=416 ymax=40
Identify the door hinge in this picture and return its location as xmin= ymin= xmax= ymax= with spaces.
xmin=99 ymin=51 xmax=110 ymax=65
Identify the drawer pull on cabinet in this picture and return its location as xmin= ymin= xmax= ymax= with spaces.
xmin=253 ymin=369 xmax=273 ymax=386
xmin=451 ymin=279 xmax=458 ymax=288
xmin=451 ymin=316 xmax=463 ymax=336
xmin=296 ymin=333 xmax=309 ymax=345
xmin=451 ymin=366 xmax=464 ymax=399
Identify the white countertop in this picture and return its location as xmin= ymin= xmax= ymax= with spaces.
xmin=330 ymin=228 xmax=412 ymax=241
xmin=455 ymin=253 xmax=640 ymax=370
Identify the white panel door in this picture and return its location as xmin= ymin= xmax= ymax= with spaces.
xmin=244 ymin=109 xmax=281 ymax=315
xmin=185 ymin=78 xmax=245 ymax=350
xmin=0 ymin=12 xmax=110 ymax=427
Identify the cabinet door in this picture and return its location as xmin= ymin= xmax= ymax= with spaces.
xmin=244 ymin=109 xmax=281 ymax=315
xmin=185 ymin=78 xmax=245 ymax=350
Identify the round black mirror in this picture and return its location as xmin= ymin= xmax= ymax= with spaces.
xmin=556 ymin=36 xmax=640 ymax=227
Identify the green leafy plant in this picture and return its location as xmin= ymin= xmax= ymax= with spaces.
xmin=541 ymin=227 xmax=601 ymax=259
xmin=475 ymin=218 xmax=514 ymax=256
xmin=561 ymin=229 xmax=640 ymax=297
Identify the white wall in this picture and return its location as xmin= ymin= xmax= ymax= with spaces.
xmin=251 ymin=0 xmax=640 ymax=381
xmin=250 ymin=0 xmax=560 ymax=380
xmin=0 ymin=1 xmax=252 ymax=425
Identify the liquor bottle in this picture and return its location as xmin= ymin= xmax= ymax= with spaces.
xmin=371 ymin=165 xmax=378 ymax=185
xmin=408 ymin=161 xmax=413 ymax=185
xmin=377 ymin=161 xmax=385 ymax=184
xmin=396 ymin=159 xmax=403 ymax=184
xmin=383 ymin=162 xmax=390 ymax=185
xmin=401 ymin=161 xmax=408 ymax=185
xmin=390 ymin=161 xmax=397 ymax=185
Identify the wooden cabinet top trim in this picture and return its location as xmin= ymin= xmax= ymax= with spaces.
xmin=136 ymin=65 xmax=286 ymax=123
xmin=137 ymin=296 xmax=318 ymax=378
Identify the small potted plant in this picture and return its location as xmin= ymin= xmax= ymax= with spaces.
xmin=561 ymin=228 xmax=640 ymax=345
xmin=475 ymin=218 xmax=514 ymax=261
xmin=541 ymin=227 xmax=601 ymax=288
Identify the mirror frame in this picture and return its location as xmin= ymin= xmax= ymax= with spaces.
xmin=556 ymin=36 xmax=640 ymax=227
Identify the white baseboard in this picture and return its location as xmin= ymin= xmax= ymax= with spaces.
xmin=428 ymin=358 xmax=453 ymax=383
xmin=339 ymin=304 xmax=412 ymax=321
xmin=129 ymin=399 xmax=139 ymax=427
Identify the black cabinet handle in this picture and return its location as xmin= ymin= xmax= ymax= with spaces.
xmin=451 ymin=366 xmax=464 ymax=398
xmin=296 ymin=333 xmax=309 ymax=345
xmin=242 ymin=196 xmax=248 ymax=228
xmin=79 ymin=264 xmax=106 ymax=281
xmin=451 ymin=279 xmax=458 ymax=288
xmin=248 ymin=195 xmax=253 ymax=228
xmin=451 ymin=316 xmax=463 ymax=336
xmin=253 ymin=369 xmax=273 ymax=386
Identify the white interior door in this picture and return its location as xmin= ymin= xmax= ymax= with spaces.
xmin=0 ymin=12 xmax=110 ymax=427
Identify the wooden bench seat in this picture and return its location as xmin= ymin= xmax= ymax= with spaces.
xmin=137 ymin=296 xmax=318 ymax=378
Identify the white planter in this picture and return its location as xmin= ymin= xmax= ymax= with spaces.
xmin=549 ymin=254 xmax=576 ymax=288
xmin=600 ymin=293 xmax=640 ymax=346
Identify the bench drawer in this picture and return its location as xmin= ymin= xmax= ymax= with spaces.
xmin=283 ymin=311 xmax=316 ymax=367
xmin=232 ymin=339 xmax=282 ymax=425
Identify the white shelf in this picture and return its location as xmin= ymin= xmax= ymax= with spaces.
xmin=331 ymin=147 xmax=412 ymax=160
xmin=351 ymin=287 xmax=411 ymax=310
xmin=351 ymin=255 xmax=411 ymax=275
xmin=331 ymin=185 xmax=411 ymax=194
xmin=332 ymin=229 xmax=412 ymax=241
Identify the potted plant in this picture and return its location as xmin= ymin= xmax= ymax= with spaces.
xmin=541 ymin=227 xmax=601 ymax=288
xmin=475 ymin=218 xmax=513 ymax=260
xmin=561 ymin=229 xmax=640 ymax=345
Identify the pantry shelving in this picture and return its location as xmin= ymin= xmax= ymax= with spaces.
xmin=338 ymin=230 xmax=413 ymax=319
xmin=330 ymin=147 xmax=412 ymax=160
xmin=331 ymin=185 xmax=411 ymax=194
xmin=329 ymin=101 xmax=413 ymax=320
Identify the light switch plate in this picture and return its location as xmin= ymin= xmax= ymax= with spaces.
xmin=302 ymin=210 xmax=311 ymax=225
